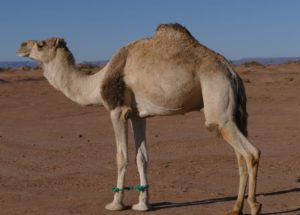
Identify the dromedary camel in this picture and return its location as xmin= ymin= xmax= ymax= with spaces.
xmin=17 ymin=23 xmax=261 ymax=215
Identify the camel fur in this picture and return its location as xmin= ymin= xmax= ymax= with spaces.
xmin=17 ymin=23 xmax=261 ymax=215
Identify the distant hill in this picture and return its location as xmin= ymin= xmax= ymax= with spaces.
xmin=0 ymin=60 xmax=108 ymax=69
xmin=1 ymin=58 xmax=300 ymax=69
xmin=231 ymin=57 xmax=300 ymax=65
xmin=0 ymin=61 xmax=38 ymax=69
xmin=79 ymin=60 xmax=108 ymax=66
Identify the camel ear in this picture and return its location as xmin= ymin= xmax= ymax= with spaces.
xmin=46 ymin=37 xmax=66 ymax=48
xmin=55 ymin=38 xmax=66 ymax=48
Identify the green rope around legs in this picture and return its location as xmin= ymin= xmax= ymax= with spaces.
xmin=112 ymin=184 xmax=149 ymax=192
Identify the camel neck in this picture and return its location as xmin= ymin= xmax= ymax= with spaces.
xmin=42 ymin=57 xmax=105 ymax=106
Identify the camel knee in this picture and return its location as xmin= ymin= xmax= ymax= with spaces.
xmin=120 ymin=106 xmax=132 ymax=120
xmin=206 ymin=118 xmax=236 ymax=138
xmin=244 ymin=149 xmax=260 ymax=168
xmin=237 ymin=158 xmax=248 ymax=177
xmin=250 ymin=147 xmax=261 ymax=165
xmin=116 ymin=152 xmax=128 ymax=170
xmin=205 ymin=122 xmax=222 ymax=137
xmin=111 ymin=106 xmax=132 ymax=122
xmin=206 ymin=123 xmax=219 ymax=131
xmin=253 ymin=148 xmax=261 ymax=164
xmin=136 ymin=151 xmax=148 ymax=169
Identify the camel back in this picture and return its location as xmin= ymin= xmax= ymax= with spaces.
xmin=101 ymin=23 xmax=240 ymax=113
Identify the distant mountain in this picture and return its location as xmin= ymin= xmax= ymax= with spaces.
xmin=1 ymin=57 xmax=300 ymax=69
xmin=0 ymin=60 xmax=108 ymax=69
xmin=231 ymin=57 xmax=300 ymax=65
xmin=79 ymin=60 xmax=108 ymax=66
xmin=0 ymin=61 xmax=38 ymax=69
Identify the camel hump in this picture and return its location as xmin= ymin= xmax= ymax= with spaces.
xmin=155 ymin=23 xmax=198 ymax=42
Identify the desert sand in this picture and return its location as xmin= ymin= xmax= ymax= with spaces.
xmin=0 ymin=62 xmax=299 ymax=214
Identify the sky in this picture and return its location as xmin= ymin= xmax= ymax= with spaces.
xmin=1 ymin=0 xmax=300 ymax=62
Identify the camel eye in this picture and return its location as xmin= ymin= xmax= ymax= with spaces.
xmin=37 ymin=41 xmax=45 ymax=49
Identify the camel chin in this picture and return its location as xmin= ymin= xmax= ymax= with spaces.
xmin=17 ymin=52 xmax=29 ymax=57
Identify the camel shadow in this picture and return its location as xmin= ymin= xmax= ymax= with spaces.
xmin=150 ymin=187 xmax=300 ymax=214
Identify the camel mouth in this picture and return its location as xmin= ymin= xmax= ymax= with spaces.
xmin=17 ymin=40 xmax=36 ymax=58
xmin=17 ymin=51 xmax=30 ymax=57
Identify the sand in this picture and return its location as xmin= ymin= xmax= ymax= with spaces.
xmin=0 ymin=63 xmax=299 ymax=215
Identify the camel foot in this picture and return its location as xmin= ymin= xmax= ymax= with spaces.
xmin=225 ymin=210 xmax=243 ymax=215
xmin=132 ymin=202 xmax=150 ymax=211
xmin=105 ymin=201 xmax=125 ymax=211
xmin=249 ymin=202 xmax=262 ymax=215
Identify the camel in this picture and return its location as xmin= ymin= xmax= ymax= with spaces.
xmin=17 ymin=23 xmax=261 ymax=215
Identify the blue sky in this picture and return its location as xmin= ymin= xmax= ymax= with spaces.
xmin=1 ymin=0 xmax=300 ymax=61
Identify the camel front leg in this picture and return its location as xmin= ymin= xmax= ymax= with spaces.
xmin=131 ymin=116 xmax=150 ymax=211
xmin=105 ymin=107 xmax=129 ymax=211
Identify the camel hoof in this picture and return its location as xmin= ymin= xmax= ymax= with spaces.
xmin=132 ymin=202 xmax=150 ymax=211
xmin=250 ymin=202 xmax=262 ymax=215
xmin=225 ymin=210 xmax=243 ymax=215
xmin=105 ymin=201 xmax=125 ymax=211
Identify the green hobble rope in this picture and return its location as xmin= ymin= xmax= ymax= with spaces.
xmin=112 ymin=184 xmax=149 ymax=192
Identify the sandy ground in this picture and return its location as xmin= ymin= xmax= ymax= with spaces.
xmin=0 ymin=63 xmax=299 ymax=215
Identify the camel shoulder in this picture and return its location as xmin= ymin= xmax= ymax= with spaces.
xmin=101 ymin=46 xmax=129 ymax=110
xmin=100 ymin=38 xmax=149 ymax=110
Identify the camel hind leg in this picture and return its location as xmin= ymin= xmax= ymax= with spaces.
xmin=206 ymin=118 xmax=261 ymax=215
xmin=200 ymin=74 xmax=261 ymax=214
xmin=226 ymin=151 xmax=248 ymax=215
xmin=219 ymin=121 xmax=261 ymax=215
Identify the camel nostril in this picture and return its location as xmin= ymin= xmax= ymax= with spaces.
xmin=21 ymin=42 xmax=27 ymax=47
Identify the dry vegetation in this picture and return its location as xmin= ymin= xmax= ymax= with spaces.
xmin=77 ymin=63 xmax=106 ymax=75
xmin=241 ymin=61 xmax=263 ymax=67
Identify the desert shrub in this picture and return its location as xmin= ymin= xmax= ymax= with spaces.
xmin=20 ymin=66 xmax=32 ymax=71
xmin=242 ymin=61 xmax=263 ymax=67
xmin=77 ymin=63 xmax=106 ymax=75
xmin=0 ymin=67 xmax=11 ymax=72
xmin=32 ymin=65 xmax=41 ymax=70
xmin=287 ymin=60 xmax=300 ymax=65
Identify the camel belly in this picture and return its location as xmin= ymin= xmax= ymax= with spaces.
xmin=124 ymin=61 xmax=203 ymax=117
xmin=134 ymin=84 xmax=203 ymax=117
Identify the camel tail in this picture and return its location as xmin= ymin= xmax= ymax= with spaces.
xmin=229 ymin=67 xmax=248 ymax=137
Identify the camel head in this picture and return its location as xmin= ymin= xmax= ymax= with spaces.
xmin=17 ymin=37 xmax=66 ymax=63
